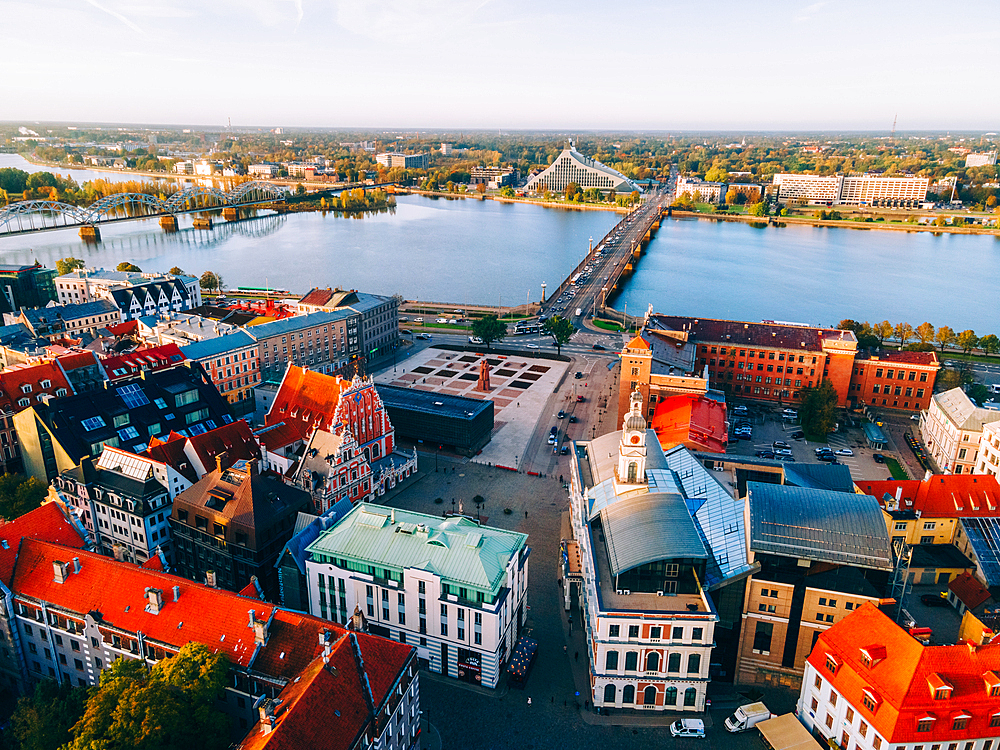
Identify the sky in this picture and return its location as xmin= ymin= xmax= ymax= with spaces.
xmin=2 ymin=0 xmax=998 ymax=131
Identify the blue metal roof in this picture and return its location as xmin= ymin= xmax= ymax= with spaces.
xmin=247 ymin=309 xmax=356 ymax=339
xmin=179 ymin=330 xmax=257 ymax=360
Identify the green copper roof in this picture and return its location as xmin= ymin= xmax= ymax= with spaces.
xmin=306 ymin=504 xmax=527 ymax=593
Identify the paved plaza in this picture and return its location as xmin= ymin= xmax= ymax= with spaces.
xmin=374 ymin=346 xmax=569 ymax=469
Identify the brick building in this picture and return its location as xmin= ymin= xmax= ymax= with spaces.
xmin=0 ymin=361 xmax=73 ymax=474
xmin=179 ymin=331 xmax=260 ymax=415
xmin=248 ymin=310 xmax=360 ymax=384
xmin=850 ymin=350 xmax=939 ymax=411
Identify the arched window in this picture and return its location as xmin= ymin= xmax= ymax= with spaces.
xmin=684 ymin=687 xmax=697 ymax=707
xmin=604 ymin=684 xmax=616 ymax=704
xmin=643 ymin=685 xmax=658 ymax=706
xmin=622 ymin=685 xmax=635 ymax=704
xmin=627 ymin=462 xmax=637 ymax=482
xmin=372 ymin=443 xmax=381 ymax=459
xmin=668 ymin=653 xmax=681 ymax=672
xmin=688 ymin=653 xmax=701 ymax=674
xmin=665 ymin=686 xmax=678 ymax=705
xmin=645 ymin=652 xmax=660 ymax=672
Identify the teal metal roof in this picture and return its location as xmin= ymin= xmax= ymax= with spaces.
xmin=306 ymin=504 xmax=527 ymax=593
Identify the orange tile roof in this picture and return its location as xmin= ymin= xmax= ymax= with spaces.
xmin=650 ymin=393 xmax=728 ymax=453
xmin=0 ymin=361 xmax=73 ymax=414
xmin=0 ymin=503 xmax=86 ymax=585
xmin=142 ymin=421 xmax=260 ymax=481
xmin=949 ymin=572 xmax=992 ymax=610
xmin=255 ymin=420 xmax=308 ymax=452
xmin=102 ymin=344 xmax=186 ymax=380
xmin=625 ymin=335 xmax=649 ymax=350
xmin=297 ymin=289 xmax=336 ymax=308
xmin=809 ymin=603 xmax=1000 ymax=743
xmin=267 ymin=366 xmax=351 ymax=433
xmin=860 ymin=474 xmax=1000 ymax=518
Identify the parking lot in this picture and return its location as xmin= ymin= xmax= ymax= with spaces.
xmin=725 ymin=405 xmax=907 ymax=482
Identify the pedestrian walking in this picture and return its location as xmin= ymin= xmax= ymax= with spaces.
xmin=563 ymin=645 xmax=567 ymax=654
xmin=525 ymin=510 xmax=528 ymax=518
xmin=527 ymin=697 xmax=532 ymax=706
xmin=574 ymin=651 xmax=579 ymax=662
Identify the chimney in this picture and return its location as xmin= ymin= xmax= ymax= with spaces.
xmin=112 ymin=542 xmax=125 ymax=562
xmin=216 ymin=451 xmax=227 ymax=473
xmin=252 ymin=612 xmax=268 ymax=646
xmin=895 ymin=486 xmax=903 ymax=503
xmin=53 ymin=561 xmax=69 ymax=584
xmin=145 ymin=587 xmax=163 ymax=615
xmin=206 ymin=570 xmax=217 ymax=588
xmin=173 ymin=585 xmax=180 ymax=601
xmin=72 ymin=557 xmax=81 ymax=574
xmin=320 ymin=629 xmax=334 ymax=663
xmin=259 ymin=698 xmax=277 ymax=735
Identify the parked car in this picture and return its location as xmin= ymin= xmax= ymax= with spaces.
xmin=577 ymin=395 xmax=585 ymax=403
xmin=835 ymin=448 xmax=854 ymax=456
xmin=568 ymin=415 xmax=578 ymax=423
xmin=560 ymin=446 xmax=570 ymax=455
xmin=910 ymin=414 xmax=921 ymax=420
xmin=756 ymin=450 xmax=776 ymax=459
xmin=873 ymin=453 xmax=886 ymax=463
xmin=773 ymin=441 xmax=791 ymax=449
xmin=574 ymin=372 xmax=583 ymax=379
xmin=557 ymin=410 xmax=566 ymax=419
xmin=818 ymin=454 xmax=840 ymax=463
xmin=790 ymin=430 xmax=805 ymax=439
xmin=774 ymin=448 xmax=793 ymax=456
xmin=777 ymin=454 xmax=796 ymax=462
xmin=592 ymin=344 xmax=606 ymax=351
xmin=921 ymin=593 xmax=950 ymax=608
xmin=671 ymin=720 xmax=706 ymax=739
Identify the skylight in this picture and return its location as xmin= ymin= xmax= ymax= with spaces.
xmin=81 ymin=416 xmax=106 ymax=431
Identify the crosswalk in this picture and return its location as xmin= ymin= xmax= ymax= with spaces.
xmin=824 ymin=433 xmax=861 ymax=479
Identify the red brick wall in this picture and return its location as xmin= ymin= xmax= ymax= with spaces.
xmin=849 ymin=361 xmax=934 ymax=412
xmin=823 ymin=351 xmax=855 ymax=407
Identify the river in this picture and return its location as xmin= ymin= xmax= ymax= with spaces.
xmin=1 ymin=154 xmax=997 ymax=331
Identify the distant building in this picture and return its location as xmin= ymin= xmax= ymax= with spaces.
xmin=469 ymin=166 xmax=518 ymax=189
xmin=304 ymin=503 xmax=529 ymax=689
xmin=615 ymin=333 xmax=710 ymax=426
xmin=798 ymin=603 xmax=1000 ymax=750
xmin=567 ymin=392 xmax=748 ymax=712
xmin=850 ymin=350 xmax=939 ymax=412
xmin=524 ymin=143 xmax=639 ymax=194
xmin=248 ymin=163 xmax=279 ymax=177
xmin=141 ymin=311 xmax=240 ymax=347
xmin=735 ymin=482 xmax=893 ymax=688
xmin=773 ymin=173 xmax=930 ymax=207
xmin=376 ymin=384 xmax=494 ymax=456
xmin=247 ymin=309 xmax=361 ymax=384
xmin=675 ymin=176 xmax=726 ymax=204
xmin=170 ymin=458 xmax=311 ymax=598
xmin=101 ymin=344 xmax=186 ymax=382
xmin=375 ymin=152 xmax=427 ymax=169
xmin=440 ymin=142 xmax=453 ymax=156
xmin=0 ymin=263 xmax=57 ymax=314
xmin=967 ymin=151 xmax=998 ymax=168
xmin=978 ymin=421 xmax=1000 ymax=478
xmin=17 ymin=300 xmax=121 ymax=340
xmin=55 ymin=268 xmax=201 ymax=311
xmin=296 ymin=288 xmax=399 ymax=362
xmin=922 ymin=387 xmax=1000 ymax=474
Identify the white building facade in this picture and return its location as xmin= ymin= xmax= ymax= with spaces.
xmin=525 ymin=144 xmax=640 ymax=194
xmin=921 ymin=387 xmax=1000 ymax=474
xmin=976 ymin=421 xmax=1000 ymax=478
xmin=304 ymin=505 xmax=529 ymax=689
xmin=774 ymin=174 xmax=930 ymax=207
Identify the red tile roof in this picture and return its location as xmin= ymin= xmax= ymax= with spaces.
xmin=255 ymin=420 xmax=308 ymax=453
xmin=141 ymin=554 xmax=165 ymax=571
xmin=809 ymin=603 xmax=1000 ymax=743
xmin=0 ymin=361 xmax=73 ymax=414
xmin=55 ymin=350 xmax=103 ymax=372
xmin=267 ymin=366 xmax=351 ymax=433
xmin=651 ymin=393 xmax=728 ymax=453
xmin=858 ymin=350 xmax=940 ymax=366
xmin=102 ymin=344 xmax=186 ymax=381
xmin=142 ymin=421 xmax=260 ymax=481
xmin=0 ymin=503 xmax=86 ymax=585
xmin=949 ymin=572 xmax=992 ymax=610
xmin=860 ymin=474 xmax=1000 ymax=519
xmin=106 ymin=320 xmax=140 ymax=337
xmin=650 ymin=314 xmax=852 ymax=353
xmin=297 ymin=289 xmax=336 ymax=308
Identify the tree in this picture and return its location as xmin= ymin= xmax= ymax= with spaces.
xmin=980 ymin=334 xmax=1000 ymax=355
xmin=873 ymin=320 xmax=893 ymax=346
xmin=66 ymin=642 xmax=229 ymax=750
xmin=199 ymin=271 xmax=224 ymax=293
xmin=725 ymin=189 xmax=738 ymax=205
xmin=475 ymin=182 xmax=486 ymax=195
xmin=935 ymin=325 xmax=957 ymax=353
xmin=748 ymin=201 xmax=768 ymax=217
xmin=6 ymin=678 xmax=89 ymax=750
xmin=470 ymin=315 xmax=507 ymax=350
xmin=294 ymin=182 xmax=307 ymax=196
xmin=543 ymin=315 xmax=575 ymax=355
xmin=0 ymin=474 xmax=48 ymax=521
xmin=893 ymin=322 xmax=914 ymax=346
xmin=915 ymin=322 xmax=935 ymax=345
xmin=168 ymin=266 xmax=185 ymax=276
xmin=957 ymin=329 xmax=979 ymax=355
xmin=564 ymin=182 xmax=581 ymax=200
xmin=56 ymin=257 xmax=85 ymax=276
xmin=799 ymin=381 xmax=839 ymax=438
xmin=116 ymin=262 xmax=141 ymax=273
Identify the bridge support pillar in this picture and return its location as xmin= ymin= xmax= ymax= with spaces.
xmin=192 ymin=217 xmax=213 ymax=230
xmin=222 ymin=207 xmax=239 ymax=221
xmin=159 ymin=215 xmax=178 ymax=232
xmin=79 ymin=225 xmax=100 ymax=241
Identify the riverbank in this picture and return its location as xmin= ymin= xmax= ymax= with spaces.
xmin=394 ymin=187 xmax=629 ymax=214
xmin=670 ymin=209 xmax=1000 ymax=236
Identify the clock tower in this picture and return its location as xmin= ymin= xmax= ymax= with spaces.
xmin=616 ymin=389 xmax=648 ymax=486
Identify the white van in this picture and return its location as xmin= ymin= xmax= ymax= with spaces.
xmin=670 ymin=719 xmax=706 ymax=738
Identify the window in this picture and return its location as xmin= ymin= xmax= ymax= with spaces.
xmin=672 ymin=626 xmax=683 ymax=639
xmin=846 ymin=707 xmax=855 ymax=724
xmin=684 ymin=688 xmax=697 ymax=707
xmin=604 ymin=684 xmax=616 ymax=704
xmin=952 ymin=717 xmax=969 ymax=731
xmin=825 ymin=654 xmax=839 ymax=673
xmin=622 ymin=685 xmax=635 ymax=704
xmin=688 ymin=653 xmax=701 ymax=674
xmin=811 ymin=697 xmax=819 ymax=712
xmin=754 ymin=622 xmax=774 ymax=655
xmin=605 ymin=650 xmax=618 ymax=670
xmin=692 ymin=627 xmax=703 ymax=641
xmin=830 ymin=691 xmax=838 ymax=706
xmin=990 ymin=714 xmax=1000 ymax=729
xmin=624 ymin=651 xmax=638 ymax=671
xmin=665 ymin=686 xmax=677 ymax=705
xmin=649 ymin=626 xmax=661 ymax=640
xmin=860 ymin=721 xmax=869 ymax=738
xmin=917 ymin=718 xmax=934 ymax=733
xmin=609 ymin=624 xmax=620 ymax=638
xmin=667 ymin=653 xmax=680 ymax=672
xmin=863 ymin=691 xmax=879 ymax=712
xmin=826 ymin=714 xmax=835 ymax=729
xmin=646 ymin=652 xmax=659 ymax=671
xmin=628 ymin=625 xmax=639 ymax=639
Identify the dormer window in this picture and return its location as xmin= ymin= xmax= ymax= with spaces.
xmin=983 ymin=671 xmax=1000 ymax=697
xmin=20 ymin=384 xmax=31 ymax=394
xmin=916 ymin=715 xmax=936 ymax=733
xmin=825 ymin=654 xmax=839 ymax=674
xmin=952 ymin=713 xmax=971 ymax=731
xmin=929 ymin=673 xmax=954 ymax=700
xmin=17 ymin=398 xmax=29 ymax=408
xmin=860 ymin=644 xmax=887 ymax=668
xmin=40 ymin=379 xmax=51 ymax=388
xmin=862 ymin=688 xmax=881 ymax=713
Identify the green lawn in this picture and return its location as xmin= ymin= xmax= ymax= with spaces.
xmin=885 ymin=457 xmax=909 ymax=480
xmin=592 ymin=319 xmax=626 ymax=332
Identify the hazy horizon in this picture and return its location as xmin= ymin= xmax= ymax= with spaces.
xmin=2 ymin=0 xmax=998 ymax=130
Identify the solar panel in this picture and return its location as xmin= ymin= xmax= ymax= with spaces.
xmin=81 ymin=416 xmax=106 ymax=432
xmin=118 ymin=426 xmax=140 ymax=441
xmin=188 ymin=423 xmax=207 ymax=436
xmin=116 ymin=383 xmax=149 ymax=409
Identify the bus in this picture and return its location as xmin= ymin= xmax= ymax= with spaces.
xmin=570 ymin=273 xmax=581 ymax=285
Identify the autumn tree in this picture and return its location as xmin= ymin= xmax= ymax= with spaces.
xmin=66 ymin=642 xmax=230 ymax=750
xmin=893 ymin=322 xmax=914 ymax=346
xmin=873 ymin=321 xmax=894 ymax=346
xmin=543 ymin=315 xmax=575 ymax=355
xmin=168 ymin=266 xmax=185 ymax=276
xmin=0 ymin=474 xmax=49 ymax=521
xmin=935 ymin=325 xmax=957 ymax=353
xmin=470 ymin=314 xmax=507 ymax=350
xmin=199 ymin=271 xmax=224 ymax=293
xmin=916 ymin=322 xmax=935 ymax=345
xmin=725 ymin=189 xmax=738 ymax=205
xmin=956 ymin=330 xmax=979 ymax=355
xmin=116 ymin=262 xmax=141 ymax=273
xmin=979 ymin=334 xmax=999 ymax=355
xmin=56 ymin=257 xmax=85 ymax=276
xmin=565 ymin=182 xmax=581 ymax=200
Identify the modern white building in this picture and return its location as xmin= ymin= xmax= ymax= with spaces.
xmin=375 ymin=153 xmax=428 ymax=169
xmin=525 ymin=143 xmax=640 ymax=194
xmin=566 ymin=391 xmax=752 ymax=712
xmin=248 ymin=163 xmax=279 ymax=178
xmin=773 ymin=174 xmax=930 ymax=207
xmin=304 ymin=504 xmax=529 ymax=689
xmin=675 ymin=177 xmax=726 ymax=204
xmin=921 ymin=387 xmax=1000 ymax=474
xmin=966 ymin=151 xmax=998 ymax=168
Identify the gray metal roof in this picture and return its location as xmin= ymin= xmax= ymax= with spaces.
xmin=960 ymin=517 xmax=1000 ymax=586
xmin=782 ymin=463 xmax=856 ymax=493
xmin=600 ymin=492 xmax=707 ymax=578
xmin=748 ymin=482 xmax=893 ymax=570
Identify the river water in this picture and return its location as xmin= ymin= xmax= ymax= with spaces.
xmin=1 ymin=154 xmax=997 ymax=331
